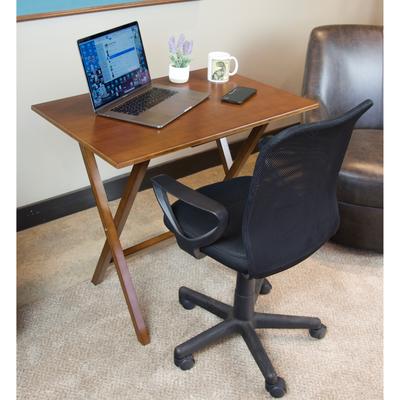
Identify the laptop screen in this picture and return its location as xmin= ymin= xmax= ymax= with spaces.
xmin=77 ymin=22 xmax=151 ymax=110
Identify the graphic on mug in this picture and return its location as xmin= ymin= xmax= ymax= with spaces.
xmin=211 ymin=60 xmax=229 ymax=81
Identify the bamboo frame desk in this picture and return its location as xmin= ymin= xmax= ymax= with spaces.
xmin=32 ymin=69 xmax=318 ymax=345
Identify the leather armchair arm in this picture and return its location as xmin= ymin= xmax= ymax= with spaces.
xmin=151 ymin=174 xmax=229 ymax=258
xmin=301 ymin=95 xmax=327 ymax=124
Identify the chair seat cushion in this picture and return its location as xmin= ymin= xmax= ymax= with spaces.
xmin=337 ymin=129 xmax=383 ymax=208
xmin=166 ymin=176 xmax=252 ymax=274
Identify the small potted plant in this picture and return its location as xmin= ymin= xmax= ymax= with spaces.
xmin=168 ymin=34 xmax=193 ymax=84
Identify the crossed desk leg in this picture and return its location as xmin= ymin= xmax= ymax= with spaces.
xmin=80 ymin=145 xmax=150 ymax=345
xmin=80 ymin=124 xmax=268 ymax=346
xmin=217 ymin=123 xmax=269 ymax=181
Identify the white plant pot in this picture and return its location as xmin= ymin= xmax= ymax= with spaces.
xmin=169 ymin=65 xmax=190 ymax=84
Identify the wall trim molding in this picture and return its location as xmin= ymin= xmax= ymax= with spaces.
xmin=17 ymin=125 xmax=293 ymax=231
xmin=17 ymin=0 xmax=196 ymax=22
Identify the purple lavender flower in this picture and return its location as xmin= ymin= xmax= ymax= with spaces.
xmin=176 ymin=33 xmax=185 ymax=53
xmin=168 ymin=36 xmax=176 ymax=53
xmin=182 ymin=40 xmax=193 ymax=56
xmin=168 ymin=34 xmax=192 ymax=67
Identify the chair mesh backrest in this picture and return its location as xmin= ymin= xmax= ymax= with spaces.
xmin=302 ymin=25 xmax=383 ymax=129
xmin=242 ymin=100 xmax=372 ymax=279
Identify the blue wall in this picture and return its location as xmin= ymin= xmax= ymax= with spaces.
xmin=17 ymin=0 xmax=145 ymax=16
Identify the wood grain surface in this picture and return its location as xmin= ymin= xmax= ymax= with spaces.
xmin=32 ymin=69 xmax=318 ymax=168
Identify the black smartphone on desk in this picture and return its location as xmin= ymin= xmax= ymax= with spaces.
xmin=221 ymin=86 xmax=257 ymax=104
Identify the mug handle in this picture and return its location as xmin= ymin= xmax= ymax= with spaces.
xmin=229 ymin=56 xmax=239 ymax=76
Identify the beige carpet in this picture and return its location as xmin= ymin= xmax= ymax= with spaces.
xmin=17 ymin=156 xmax=383 ymax=399
xmin=17 ymin=238 xmax=383 ymax=400
xmin=17 ymin=154 xmax=252 ymax=308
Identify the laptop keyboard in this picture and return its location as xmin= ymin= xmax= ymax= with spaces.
xmin=111 ymin=87 xmax=177 ymax=116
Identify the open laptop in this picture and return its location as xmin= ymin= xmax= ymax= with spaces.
xmin=77 ymin=21 xmax=209 ymax=129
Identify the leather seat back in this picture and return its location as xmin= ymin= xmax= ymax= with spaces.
xmin=302 ymin=25 xmax=383 ymax=129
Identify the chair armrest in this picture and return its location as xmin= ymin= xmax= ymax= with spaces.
xmin=151 ymin=174 xmax=229 ymax=258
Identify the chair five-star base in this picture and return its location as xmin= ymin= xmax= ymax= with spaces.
xmin=174 ymin=274 xmax=326 ymax=398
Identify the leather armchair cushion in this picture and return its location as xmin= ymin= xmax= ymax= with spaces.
xmin=337 ymin=129 xmax=383 ymax=208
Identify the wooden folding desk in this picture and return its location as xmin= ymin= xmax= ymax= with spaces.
xmin=32 ymin=68 xmax=318 ymax=346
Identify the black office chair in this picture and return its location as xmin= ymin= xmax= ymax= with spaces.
xmin=151 ymin=100 xmax=372 ymax=398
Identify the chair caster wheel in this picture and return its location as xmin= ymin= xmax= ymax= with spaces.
xmin=259 ymin=280 xmax=272 ymax=295
xmin=309 ymin=324 xmax=327 ymax=339
xmin=179 ymin=296 xmax=195 ymax=310
xmin=174 ymin=354 xmax=195 ymax=371
xmin=266 ymin=377 xmax=287 ymax=398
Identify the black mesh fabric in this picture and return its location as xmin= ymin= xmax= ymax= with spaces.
xmin=168 ymin=177 xmax=252 ymax=273
xmin=162 ymin=101 xmax=372 ymax=278
xmin=242 ymin=100 xmax=373 ymax=278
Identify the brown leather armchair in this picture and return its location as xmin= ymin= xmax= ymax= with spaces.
xmin=302 ymin=25 xmax=383 ymax=252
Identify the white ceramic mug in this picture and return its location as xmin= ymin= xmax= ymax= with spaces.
xmin=207 ymin=52 xmax=239 ymax=83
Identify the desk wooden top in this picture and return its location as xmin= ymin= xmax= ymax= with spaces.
xmin=32 ymin=69 xmax=318 ymax=168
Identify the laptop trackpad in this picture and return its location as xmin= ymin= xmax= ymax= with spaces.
xmin=142 ymin=110 xmax=171 ymax=120
xmin=136 ymin=110 xmax=173 ymax=127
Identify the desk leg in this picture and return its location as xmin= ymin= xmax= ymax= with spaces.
xmin=216 ymin=137 xmax=233 ymax=174
xmin=80 ymin=145 xmax=150 ymax=345
xmin=222 ymin=124 xmax=268 ymax=181
xmin=92 ymin=160 xmax=149 ymax=285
